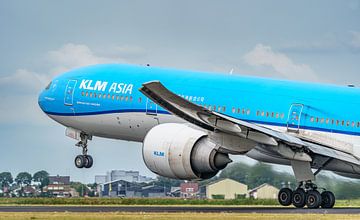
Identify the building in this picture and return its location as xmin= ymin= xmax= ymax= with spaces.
xmin=95 ymin=170 xmax=154 ymax=184
xmin=44 ymin=175 xmax=72 ymax=197
xmin=206 ymin=178 xmax=248 ymax=199
xmin=249 ymin=183 xmax=279 ymax=199
xmin=141 ymin=185 xmax=166 ymax=198
xmin=101 ymin=179 xmax=142 ymax=197
xmin=99 ymin=179 xmax=166 ymax=198
xmin=180 ymin=182 xmax=199 ymax=198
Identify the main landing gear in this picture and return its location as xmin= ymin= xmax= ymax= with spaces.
xmin=278 ymin=181 xmax=335 ymax=209
xmin=74 ymin=133 xmax=93 ymax=169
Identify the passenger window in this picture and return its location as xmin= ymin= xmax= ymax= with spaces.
xmin=125 ymin=96 xmax=129 ymax=101
xmin=357 ymin=122 xmax=360 ymax=127
xmin=320 ymin=118 xmax=324 ymax=123
xmin=222 ymin=106 xmax=226 ymax=112
xmin=86 ymin=92 xmax=89 ymax=97
xmin=257 ymin=111 xmax=260 ymax=116
xmin=342 ymin=121 xmax=344 ymax=126
xmin=266 ymin=112 xmax=269 ymax=117
xmin=280 ymin=113 xmax=284 ymax=119
xmin=261 ymin=111 xmax=265 ymax=117
xmin=310 ymin=117 xmax=314 ymax=122
xmin=347 ymin=121 xmax=350 ymax=126
xmin=247 ymin=110 xmax=250 ymax=115
xmin=138 ymin=97 xmax=142 ymax=103
xmin=326 ymin=119 xmax=329 ymax=124
xmin=94 ymin=93 xmax=97 ymax=98
xmin=103 ymin=94 xmax=106 ymax=99
xmin=352 ymin=122 xmax=355 ymax=127
xmin=232 ymin=107 xmax=236 ymax=113
xmin=121 ymin=96 xmax=124 ymax=101
xmin=271 ymin=112 xmax=274 ymax=117
xmin=237 ymin=108 xmax=241 ymax=114
xmin=116 ymin=95 xmax=119 ymax=100
xmin=90 ymin=92 xmax=93 ymax=97
xmin=130 ymin=96 xmax=133 ymax=102
xmin=276 ymin=113 xmax=279 ymax=118
xmin=81 ymin=91 xmax=85 ymax=96
xmin=112 ymin=95 xmax=115 ymax=100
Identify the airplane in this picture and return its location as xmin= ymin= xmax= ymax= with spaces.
xmin=38 ymin=63 xmax=360 ymax=209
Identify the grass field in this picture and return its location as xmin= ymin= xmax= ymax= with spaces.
xmin=0 ymin=213 xmax=359 ymax=220
xmin=0 ymin=197 xmax=359 ymax=207
xmin=0 ymin=197 xmax=279 ymax=206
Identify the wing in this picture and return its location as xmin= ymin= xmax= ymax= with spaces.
xmin=139 ymin=81 xmax=360 ymax=168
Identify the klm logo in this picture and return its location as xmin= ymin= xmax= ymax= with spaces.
xmin=153 ymin=151 xmax=165 ymax=157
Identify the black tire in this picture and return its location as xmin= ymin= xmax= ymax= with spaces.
xmin=306 ymin=190 xmax=322 ymax=209
xmin=75 ymin=155 xmax=86 ymax=168
xmin=278 ymin=188 xmax=293 ymax=206
xmin=321 ymin=191 xmax=335 ymax=209
xmin=292 ymin=188 xmax=306 ymax=208
xmin=84 ymin=155 xmax=93 ymax=168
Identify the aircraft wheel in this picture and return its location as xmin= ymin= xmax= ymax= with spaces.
xmin=278 ymin=188 xmax=293 ymax=206
xmin=84 ymin=155 xmax=93 ymax=168
xmin=75 ymin=155 xmax=86 ymax=168
xmin=292 ymin=188 xmax=306 ymax=208
xmin=321 ymin=191 xmax=335 ymax=209
xmin=306 ymin=190 xmax=321 ymax=209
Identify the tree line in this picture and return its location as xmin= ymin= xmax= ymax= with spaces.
xmin=0 ymin=170 xmax=49 ymax=196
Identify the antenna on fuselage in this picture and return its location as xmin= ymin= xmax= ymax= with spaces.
xmin=229 ymin=68 xmax=234 ymax=75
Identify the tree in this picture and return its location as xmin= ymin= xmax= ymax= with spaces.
xmin=15 ymin=172 xmax=32 ymax=186
xmin=0 ymin=172 xmax=13 ymax=196
xmin=33 ymin=170 xmax=49 ymax=192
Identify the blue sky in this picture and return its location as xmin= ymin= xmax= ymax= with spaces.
xmin=0 ymin=0 xmax=359 ymax=182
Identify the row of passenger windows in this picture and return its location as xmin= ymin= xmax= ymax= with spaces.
xmin=81 ymin=90 xmax=359 ymax=128
xmin=81 ymin=91 xmax=140 ymax=103
xmin=310 ymin=117 xmax=360 ymax=128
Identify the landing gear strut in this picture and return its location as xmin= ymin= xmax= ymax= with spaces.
xmin=74 ymin=133 xmax=93 ymax=168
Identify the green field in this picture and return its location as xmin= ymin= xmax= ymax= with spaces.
xmin=0 ymin=197 xmax=359 ymax=207
xmin=0 ymin=213 xmax=358 ymax=220
xmin=0 ymin=197 xmax=279 ymax=206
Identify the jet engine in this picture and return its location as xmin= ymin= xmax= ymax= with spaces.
xmin=142 ymin=123 xmax=232 ymax=180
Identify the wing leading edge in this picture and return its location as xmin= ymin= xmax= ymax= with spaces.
xmin=139 ymin=81 xmax=360 ymax=167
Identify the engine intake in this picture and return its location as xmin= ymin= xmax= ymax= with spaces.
xmin=142 ymin=123 xmax=232 ymax=180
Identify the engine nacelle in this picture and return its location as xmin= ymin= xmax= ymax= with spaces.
xmin=142 ymin=123 xmax=232 ymax=180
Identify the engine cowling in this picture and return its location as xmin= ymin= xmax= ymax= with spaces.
xmin=142 ymin=123 xmax=232 ymax=180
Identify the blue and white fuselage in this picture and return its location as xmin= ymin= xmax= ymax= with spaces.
xmin=38 ymin=64 xmax=360 ymax=154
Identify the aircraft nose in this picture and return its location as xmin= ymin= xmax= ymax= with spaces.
xmin=38 ymin=90 xmax=46 ymax=112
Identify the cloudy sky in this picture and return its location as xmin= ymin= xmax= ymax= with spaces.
xmin=0 ymin=0 xmax=359 ymax=183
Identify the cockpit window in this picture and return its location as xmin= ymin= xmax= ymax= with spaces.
xmin=45 ymin=81 xmax=52 ymax=90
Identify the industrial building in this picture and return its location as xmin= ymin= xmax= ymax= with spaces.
xmin=248 ymin=183 xmax=279 ymax=199
xmin=95 ymin=170 xmax=154 ymax=184
xmin=206 ymin=178 xmax=248 ymax=199
xmin=99 ymin=179 xmax=166 ymax=198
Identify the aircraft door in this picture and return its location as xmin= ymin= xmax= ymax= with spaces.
xmin=64 ymin=80 xmax=77 ymax=106
xmin=287 ymin=103 xmax=303 ymax=132
xmin=145 ymin=98 xmax=158 ymax=115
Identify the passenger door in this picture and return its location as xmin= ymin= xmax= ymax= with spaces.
xmin=64 ymin=80 xmax=77 ymax=106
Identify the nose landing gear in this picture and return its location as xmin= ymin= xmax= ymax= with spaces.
xmin=74 ymin=133 xmax=93 ymax=169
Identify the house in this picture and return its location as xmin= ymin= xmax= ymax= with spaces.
xmin=206 ymin=178 xmax=248 ymax=199
xmin=180 ymin=182 xmax=199 ymax=198
xmin=249 ymin=183 xmax=279 ymax=199
xmin=43 ymin=175 xmax=72 ymax=197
